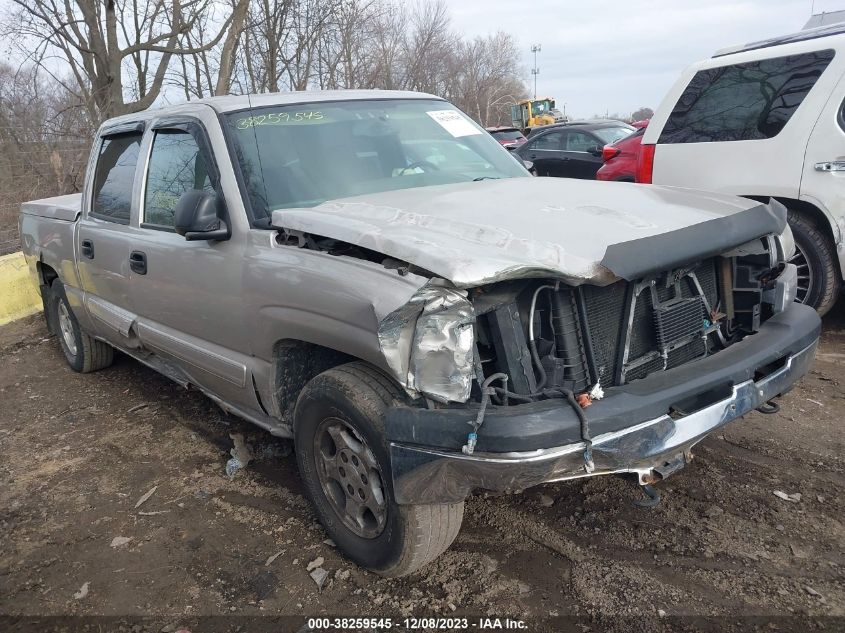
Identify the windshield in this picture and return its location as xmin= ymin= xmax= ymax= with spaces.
xmin=593 ymin=126 xmax=636 ymax=144
xmin=224 ymin=99 xmax=528 ymax=220
xmin=531 ymin=100 xmax=553 ymax=116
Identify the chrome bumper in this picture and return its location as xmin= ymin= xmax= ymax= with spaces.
xmin=390 ymin=340 xmax=817 ymax=504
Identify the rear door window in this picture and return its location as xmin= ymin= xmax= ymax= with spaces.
xmin=659 ymin=49 xmax=835 ymax=143
xmin=563 ymin=130 xmax=597 ymax=151
xmin=532 ymin=131 xmax=565 ymax=150
xmin=92 ymin=132 xmax=143 ymax=223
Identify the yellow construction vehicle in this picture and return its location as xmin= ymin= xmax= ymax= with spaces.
xmin=511 ymin=98 xmax=566 ymax=133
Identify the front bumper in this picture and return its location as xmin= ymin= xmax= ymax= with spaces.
xmin=388 ymin=304 xmax=820 ymax=504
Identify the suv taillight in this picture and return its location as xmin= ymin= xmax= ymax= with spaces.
xmin=636 ymin=144 xmax=655 ymax=184
xmin=601 ymin=145 xmax=620 ymax=162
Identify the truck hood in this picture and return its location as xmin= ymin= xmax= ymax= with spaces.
xmin=272 ymin=178 xmax=786 ymax=287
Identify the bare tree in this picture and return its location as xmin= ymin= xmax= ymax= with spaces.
xmin=0 ymin=63 xmax=92 ymax=252
xmin=449 ymin=32 xmax=526 ymax=126
xmin=5 ymin=0 xmax=249 ymax=121
xmin=231 ymin=0 xmax=340 ymax=93
xmin=215 ymin=0 xmax=250 ymax=94
xmin=631 ymin=107 xmax=654 ymax=121
xmin=3 ymin=0 xmax=529 ymax=122
xmin=366 ymin=2 xmax=409 ymax=90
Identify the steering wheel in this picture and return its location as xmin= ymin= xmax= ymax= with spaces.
xmin=399 ymin=160 xmax=440 ymax=174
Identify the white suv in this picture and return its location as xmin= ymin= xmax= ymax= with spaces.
xmin=640 ymin=24 xmax=845 ymax=315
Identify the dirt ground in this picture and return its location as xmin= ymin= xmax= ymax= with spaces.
xmin=1 ymin=305 xmax=844 ymax=633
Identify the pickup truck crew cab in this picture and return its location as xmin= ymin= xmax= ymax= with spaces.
xmin=20 ymin=91 xmax=820 ymax=576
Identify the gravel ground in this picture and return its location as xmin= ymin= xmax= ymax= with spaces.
xmin=1 ymin=306 xmax=844 ymax=633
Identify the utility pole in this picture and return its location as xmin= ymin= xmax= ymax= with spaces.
xmin=531 ymin=44 xmax=541 ymax=99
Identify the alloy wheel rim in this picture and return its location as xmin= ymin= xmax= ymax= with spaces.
xmin=57 ymin=302 xmax=77 ymax=356
xmin=313 ymin=417 xmax=387 ymax=539
xmin=788 ymin=243 xmax=814 ymax=304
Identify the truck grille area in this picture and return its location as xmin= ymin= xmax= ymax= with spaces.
xmin=581 ymin=259 xmax=720 ymax=387
xmin=477 ymin=258 xmax=735 ymax=399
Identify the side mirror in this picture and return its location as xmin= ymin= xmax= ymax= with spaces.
xmin=174 ymin=189 xmax=230 ymax=241
xmin=522 ymin=159 xmax=535 ymax=174
xmin=587 ymin=145 xmax=603 ymax=157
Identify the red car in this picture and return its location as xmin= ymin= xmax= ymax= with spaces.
xmin=486 ymin=126 xmax=527 ymax=149
xmin=596 ymin=127 xmax=645 ymax=182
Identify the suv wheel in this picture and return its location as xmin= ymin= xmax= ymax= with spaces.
xmin=787 ymin=211 xmax=841 ymax=316
xmin=294 ymin=362 xmax=464 ymax=577
xmin=47 ymin=279 xmax=114 ymax=372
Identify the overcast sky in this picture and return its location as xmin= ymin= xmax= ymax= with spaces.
xmin=444 ymin=0 xmax=833 ymax=118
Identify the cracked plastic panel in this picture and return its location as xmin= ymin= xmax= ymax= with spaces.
xmin=377 ymin=284 xmax=475 ymax=403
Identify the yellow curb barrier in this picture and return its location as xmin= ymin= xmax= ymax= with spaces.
xmin=0 ymin=251 xmax=42 ymax=326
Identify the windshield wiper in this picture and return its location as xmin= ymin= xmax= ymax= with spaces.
xmin=472 ymin=176 xmax=501 ymax=181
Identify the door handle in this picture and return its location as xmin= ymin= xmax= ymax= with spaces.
xmin=814 ymin=161 xmax=845 ymax=172
xmin=129 ymin=251 xmax=147 ymax=275
xmin=81 ymin=239 xmax=94 ymax=259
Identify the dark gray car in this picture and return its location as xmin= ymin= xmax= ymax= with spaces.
xmin=517 ymin=121 xmax=635 ymax=178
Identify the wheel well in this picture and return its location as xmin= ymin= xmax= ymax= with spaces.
xmin=745 ymin=195 xmax=836 ymax=240
xmin=272 ymin=340 xmax=355 ymax=424
xmin=35 ymin=262 xmax=60 ymax=334
xmin=744 ymin=195 xmax=840 ymax=274
xmin=36 ymin=261 xmax=59 ymax=287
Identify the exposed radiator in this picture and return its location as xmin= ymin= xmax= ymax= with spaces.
xmin=580 ymin=259 xmax=720 ymax=387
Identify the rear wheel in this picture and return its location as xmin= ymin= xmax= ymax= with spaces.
xmin=294 ymin=362 xmax=463 ymax=577
xmin=787 ymin=211 xmax=840 ymax=316
xmin=47 ymin=279 xmax=114 ymax=373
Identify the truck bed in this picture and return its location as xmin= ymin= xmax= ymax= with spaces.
xmin=18 ymin=193 xmax=82 ymax=295
xmin=20 ymin=193 xmax=82 ymax=222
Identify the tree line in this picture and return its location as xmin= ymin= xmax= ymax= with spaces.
xmin=2 ymin=0 xmax=527 ymax=126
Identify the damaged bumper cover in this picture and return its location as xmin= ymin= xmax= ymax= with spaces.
xmin=387 ymin=303 xmax=820 ymax=504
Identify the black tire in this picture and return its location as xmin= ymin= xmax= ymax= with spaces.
xmin=293 ymin=362 xmax=464 ymax=577
xmin=47 ymin=279 xmax=114 ymax=373
xmin=787 ymin=211 xmax=841 ymax=316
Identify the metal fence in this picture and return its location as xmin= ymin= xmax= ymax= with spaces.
xmin=0 ymin=136 xmax=89 ymax=256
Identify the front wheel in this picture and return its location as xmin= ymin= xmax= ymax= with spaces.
xmin=293 ymin=362 xmax=463 ymax=577
xmin=787 ymin=211 xmax=841 ymax=316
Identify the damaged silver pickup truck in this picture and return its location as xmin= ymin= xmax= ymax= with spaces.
xmin=19 ymin=91 xmax=820 ymax=577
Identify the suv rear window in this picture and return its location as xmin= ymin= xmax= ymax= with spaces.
xmin=659 ymin=49 xmax=834 ymax=144
xmin=492 ymin=130 xmax=524 ymax=141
